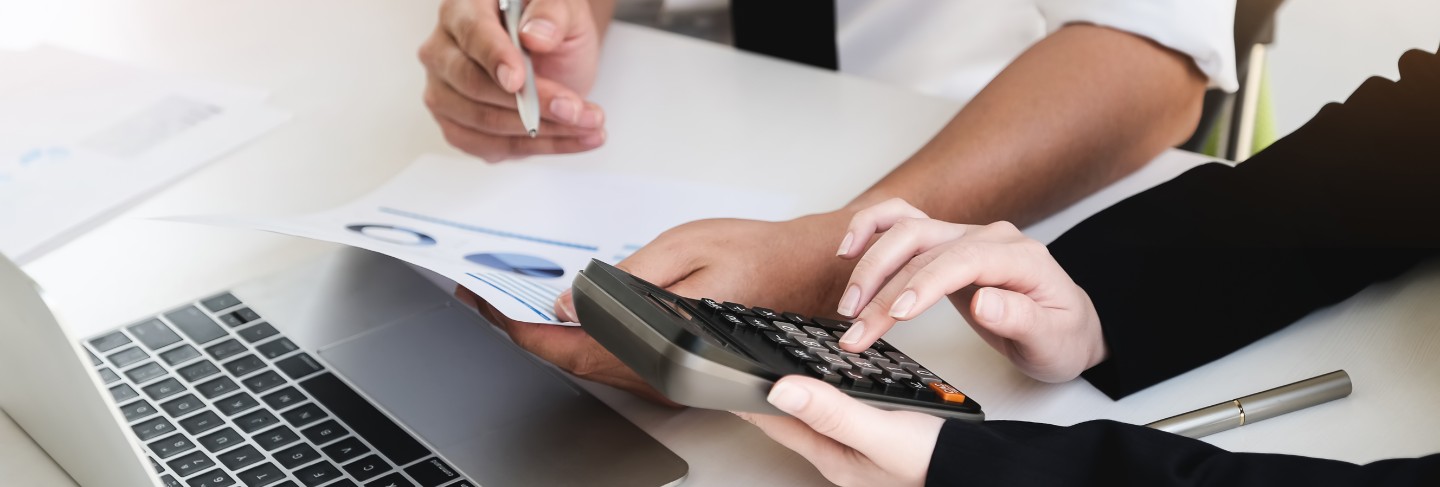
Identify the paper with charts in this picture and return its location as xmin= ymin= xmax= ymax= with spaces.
xmin=169 ymin=154 xmax=799 ymax=325
xmin=0 ymin=45 xmax=291 ymax=263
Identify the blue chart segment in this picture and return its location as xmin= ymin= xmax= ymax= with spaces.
xmin=378 ymin=207 xmax=597 ymax=251
xmin=468 ymin=272 xmax=562 ymax=321
xmin=464 ymin=253 xmax=564 ymax=278
xmin=345 ymin=224 xmax=437 ymax=246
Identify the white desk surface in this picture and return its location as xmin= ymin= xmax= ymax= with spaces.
xmin=7 ymin=1 xmax=1440 ymax=485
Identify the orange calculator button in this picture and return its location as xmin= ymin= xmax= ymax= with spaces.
xmin=928 ymin=382 xmax=967 ymax=403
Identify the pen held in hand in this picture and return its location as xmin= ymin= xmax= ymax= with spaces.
xmin=1145 ymin=369 xmax=1352 ymax=439
xmin=500 ymin=0 xmax=541 ymax=138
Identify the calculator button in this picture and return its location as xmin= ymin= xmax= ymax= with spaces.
xmin=698 ymin=298 xmax=726 ymax=313
xmin=859 ymin=348 xmax=886 ymax=360
xmin=876 ymin=362 xmax=913 ymax=381
xmin=904 ymin=365 xmax=941 ymax=383
xmin=839 ymin=369 xmax=873 ymax=388
xmin=928 ymin=382 xmax=967 ymax=403
xmin=763 ymin=332 xmax=797 ymax=347
xmin=772 ymin=322 xmax=803 ymax=335
xmin=870 ymin=339 xmax=897 ymax=352
xmin=870 ymin=375 xmax=904 ymax=394
xmin=784 ymin=347 xmax=819 ymax=363
xmin=743 ymin=317 xmax=774 ymax=330
xmin=782 ymin=312 xmax=811 ymax=324
xmin=806 ymin=363 xmax=843 ymax=384
xmin=720 ymin=302 xmax=753 ymax=315
xmin=902 ymin=380 xmax=937 ymax=401
xmin=751 ymin=307 xmax=781 ymax=320
xmin=885 ymin=351 xmax=920 ymax=367
xmin=814 ymin=352 xmax=850 ymax=370
xmin=812 ymin=317 xmax=852 ymax=332
xmin=801 ymin=326 xmax=834 ymax=340
xmin=718 ymin=313 xmax=746 ymax=331
xmin=794 ymin=336 xmax=825 ymax=352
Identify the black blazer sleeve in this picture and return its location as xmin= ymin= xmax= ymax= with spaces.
xmin=927 ymin=47 xmax=1440 ymax=486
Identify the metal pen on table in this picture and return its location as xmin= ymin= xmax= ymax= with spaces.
xmin=1145 ymin=369 xmax=1353 ymax=438
xmin=499 ymin=0 xmax=540 ymax=137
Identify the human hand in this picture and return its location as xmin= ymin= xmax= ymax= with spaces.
xmin=419 ymin=0 xmax=607 ymax=162
xmin=736 ymin=376 xmax=943 ymax=487
xmin=554 ymin=211 xmax=861 ymax=323
xmin=452 ymin=285 xmax=678 ymax=406
xmin=834 ymin=198 xmax=1106 ymax=383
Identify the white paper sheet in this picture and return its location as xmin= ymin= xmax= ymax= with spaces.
xmin=169 ymin=154 xmax=800 ymax=324
xmin=0 ymin=45 xmax=291 ymax=263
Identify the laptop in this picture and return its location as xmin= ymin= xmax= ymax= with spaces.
xmin=0 ymin=247 xmax=688 ymax=487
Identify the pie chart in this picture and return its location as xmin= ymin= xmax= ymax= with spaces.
xmin=346 ymin=224 xmax=437 ymax=246
xmin=464 ymin=252 xmax=565 ymax=278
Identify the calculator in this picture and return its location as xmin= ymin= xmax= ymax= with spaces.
xmin=572 ymin=259 xmax=984 ymax=420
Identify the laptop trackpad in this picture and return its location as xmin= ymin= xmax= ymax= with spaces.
xmin=315 ymin=304 xmax=686 ymax=486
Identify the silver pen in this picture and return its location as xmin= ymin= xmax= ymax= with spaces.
xmin=1145 ymin=369 xmax=1352 ymax=438
xmin=499 ymin=0 xmax=540 ymax=137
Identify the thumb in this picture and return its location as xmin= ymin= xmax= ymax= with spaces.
xmin=552 ymin=287 xmax=578 ymax=323
xmin=614 ymin=244 xmax=695 ymax=292
xmin=766 ymin=376 xmax=892 ymax=460
xmin=519 ymin=0 xmax=586 ymax=53
xmin=969 ymin=286 xmax=1049 ymax=341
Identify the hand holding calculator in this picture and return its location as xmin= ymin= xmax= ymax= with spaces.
xmin=572 ymin=259 xmax=984 ymax=420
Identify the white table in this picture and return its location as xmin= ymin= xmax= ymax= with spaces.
xmin=8 ymin=1 xmax=1440 ymax=485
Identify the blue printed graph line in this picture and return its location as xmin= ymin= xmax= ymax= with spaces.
xmin=468 ymin=272 xmax=557 ymax=322
xmin=379 ymin=207 xmax=597 ymax=251
xmin=484 ymin=272 xmax=561 ymax=313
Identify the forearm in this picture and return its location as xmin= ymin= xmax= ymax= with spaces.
xmin=851 ymin=24 xmax=1206 ymax=226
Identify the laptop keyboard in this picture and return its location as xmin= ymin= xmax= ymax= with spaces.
xmin=83 ymin=293 xmax=474 ymax=487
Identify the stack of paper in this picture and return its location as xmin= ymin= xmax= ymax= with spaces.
xmin=0 ymin=46 xmax=290 ymax=263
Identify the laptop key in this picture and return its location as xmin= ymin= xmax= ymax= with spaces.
xmin=161 ymin=394 xmax=205 ymax=418
xmin=294 ymin=461 xmax=344 ymax=487
xmin=110 ymin=384 xmax=139 ymax=402
xmin=301 ymin=419 xmax=348 ymax=445
xmin=186 ymin=468 xmax=234 ymax=487
xmin=274 ymin=443 xmax=323 ymax=469
xmin=178 ymin=360 xmax=221 ymax=383
xmin=197 ymin=427 xmax=244 ymax=453
xmin=363 ymin=472 xmax=415 ymax=487
xmin=261 ymin=386 xmax=306 ymax=410
xmin=341 ymin=454 xmax=391 ymax=482
xmin=132 ymin=416 xmax=176 ymax=441
xmin=89 ymin=331 xmax=133 ymax=353
xmin=161 ymin=345 xmax=203 ymax=366
xmin=255 ymin=338 xmax=298 ymax=359
xmin=405 ymin=457 xmax=462 ymax=487
xmin=201 ymin=293 xmax=242 ymax=312
xmin=320 ymin=436 xmax=370 ymax=464
xmin=167 ymin=450 xmax=216 ymax=478
xmin=128 ymin=319 xmax=183 ymax=351
xmin=280 ymin=403 xmax=327 ymax=428
xmin=274 ymin=353 xmax=324 ymax=380
xmin=87 ymin=349 xmax=102 ymax=366
xmin=196 ymin=377 xmax=240 ymax=399
xmin=255 ymin=425 xmax=301 ymax=451
xmin=206 ymin=339 xmax=248 ymax=362
xmin=300 ymin=373 xmax=430 ymax=465
xmin=237 ymin=462 xmax=287 ymax=487
xmin=241 ymin=371 xmax=286 ymax=394
xmin=120 ymin=399 xmax=158 ymax=422
xmin=161 ymin=474 xmax=182 ymax=487
xmin=148 ymin=433 xmax=197 ymax=459
xmin=234 ymin=308 xmax=262 ymax=324
xmin=217 ymin=444 xmax=265 ymax=470
xmin=216 ymin=393 xmax=260 ymax=417
xmin=143 ymin=378 xmax=188 ymax=401
xmin=151 ymin=456 xmax=164 ymax=473
xmin=236 ymin=409 xmax=280 ymax=433
xmin=125 ymin=362 xmax=167 ymax=384
xmin=237 ymin=322 xmax=278 ymax=343
xmin=179 ymin=410 xmax=225 ymax=435
xmin=98 ymin=367 xmax=121 ymax=384
xmin=223 ymin=354 xmax=266 ymax=377
xmin=165 ymin=306 xmax=227 ymax=345
xmin=108 ymin=346 xmax=150 ymax=368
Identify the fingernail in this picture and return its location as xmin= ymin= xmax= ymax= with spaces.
xmin=562 ymin=298 xmax=578 ymax=323
xmin=836 ymin=232 xmax=854 ymax=256
xmin=578 ymin=107 xmax=604 ymax=129
xmin=521 ymin=19 xmax=557 ymax=42
xmin=496 ymin=64 xmax=518 ymax=92
xmin=550 ymin=97 xmax=579 ymax=124
xmin=977 ymin=288 xmax=1004 ymax=323
xmin=837 ymin=284 xmax=860 ymax=317
xmin=839 ymin=320 xmax=865 ymax=345
xmin=890 ymin=290 xmax=916 ymax=318
xmin=580 ymin=129 xmax=606 ymax=147
xmin=767 ymin=381 xmax=810 ymax=414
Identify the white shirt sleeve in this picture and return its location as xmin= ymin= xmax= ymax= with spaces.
xmin=1035 ymin=0 xmax=1239 ymax=92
